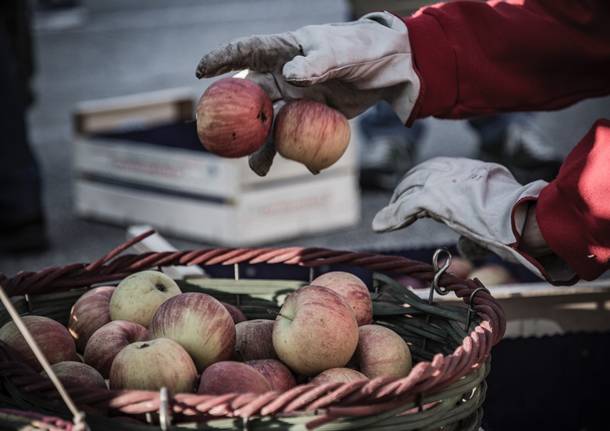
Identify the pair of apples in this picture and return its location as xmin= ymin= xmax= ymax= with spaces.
xmin=196 ymin=78 xmax=351 ymax=174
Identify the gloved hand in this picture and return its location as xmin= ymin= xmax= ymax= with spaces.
xmin=372 ymin=157 xmax=576 ymax=284
xmin=196 ymin=12 xmax=420 ymax=176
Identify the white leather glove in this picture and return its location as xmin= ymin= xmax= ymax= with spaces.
xmin=196 ymin=12 xmax=420 ymax=176
xmin=372 ymin=157 xmax=576 ymax=284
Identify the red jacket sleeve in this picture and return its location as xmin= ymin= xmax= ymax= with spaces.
xmin=403 ymin=0 xmax=610 ymax=123
xmin=535 ymin=119 xmax=610 ymax=281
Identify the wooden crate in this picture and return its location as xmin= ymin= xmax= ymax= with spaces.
xmin=73 ymin=88 xmax=360 ymax=245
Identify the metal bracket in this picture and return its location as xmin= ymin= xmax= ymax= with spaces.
xmin=234 ymin=263 xmax=240 ymax=281
xmin=159 ymin=387 xmax=171 ymax=430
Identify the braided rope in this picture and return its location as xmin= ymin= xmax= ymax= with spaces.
xmin=0 ymin=230 xmax=505 ymax=427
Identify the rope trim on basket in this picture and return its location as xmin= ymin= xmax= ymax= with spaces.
xmin=0 ymin=230 xmax=505 ymax=429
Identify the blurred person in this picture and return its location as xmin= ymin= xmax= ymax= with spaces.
xmin=352 ymin=0 xmax=562 ymax=190
xmin=358 ymin=104 xmax=562 ymax=190
xmin=0 ymin=0 xmax=48 ymax=253
xmin=196 ymin=0 xmax=609 ymax=285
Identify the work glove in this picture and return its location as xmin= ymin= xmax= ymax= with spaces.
xmin=373 ymin=157 xmax=577 ymax=285
xmin=196 ymin=12 xmax=420 ymax=176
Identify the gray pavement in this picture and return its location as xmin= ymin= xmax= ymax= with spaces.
xmin=1 ymin=0 xmax=609 ymax=276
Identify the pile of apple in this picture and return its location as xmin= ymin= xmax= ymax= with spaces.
xmin=0 ymin=271 xmax=412 ymax=395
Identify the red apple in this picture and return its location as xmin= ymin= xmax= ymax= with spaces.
xmin=273 ymin=285 xmax=358 ymax=375
xmin=196 ymin=78 xmax=273 ymax=158
xmin=247 ymin=359 xmax=296 ymax=391
xmin=448 ymin=257 xmax=474 ymax=279
xmin=68 ymin=285 xmax=115 ymax=352
xmin=150 ymin=292 xmax=235 ymax=371
xmin=109 ymin=270 xmax=181 ymax=327
xmin=42 ymin=361 xmax=106 ymax=389
xmin=222 ymin=302 xmax=247 ymax=323
xmin=0 ymin=316 xmax=78 ymax=371
xmin=198 ymin=361 xmax=271 ymax=395
xmin=83 ymin=320 xmax=148 ymax=378
xmin=274 ymin=100 xmax=350 ymax=174
xmin=356 ymin=324 xmax=412 ymax=379
xmin=310 ymin=367 xmax=368 ymax=385
xmin=395 ymin=275 xmax=425 ymax=290
xmin=110 ymin=338 xmax=197 ymax=394
xmin=235 ymin=319 xmax=276 ymax=361
xmin=311 ymin=271 xmax=372 ymax=326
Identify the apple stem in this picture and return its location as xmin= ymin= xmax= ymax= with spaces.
xmin=277 ymin=313 xmax=293 ymax=321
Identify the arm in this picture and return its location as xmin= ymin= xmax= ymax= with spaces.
xmin=535 ymin=119 xmax=610 ymax=281
xmin=405 ymin=0 xmax=610 ymax=124
xmin=372 ymin=119 xmax=610 ymax=285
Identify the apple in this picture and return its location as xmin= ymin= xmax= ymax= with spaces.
xmin=110 ymin=338 xmax=197 ymax=393
xmin=273 ymin=285 xmax=358 ymax=376
xmin=222 ymin=302 xmax=247 ymax=323
xmin=247 ymin=359 xmax=296 ymax=391
xmin=198 ymin=361 xmax=271 ymax=395
xmin=68 ymin=285 xmax=115 ymax=352
xmin=0 ymin=316 xmax=78 ymax=371
xmin=235 ymin=319 xmax=276 ymax=361
xmin=196 ymin=78 xmax=273 ymax=158
xmin=448 ymin=257 xmax=474 ymax=279
xmin=468 ymin=264 xmax=514 ymax=286
xmin=83 ymin=320 xmax=148 ymax=378
xmin=310 ymin=367 xmax=368 ymax=385
xmin=395 ymin=275 xmax=424 ymax=290
xmin=311 ymin=271 xmax=372 ymax=326
xmin=355 ymin=324 xmax=412 ymax=379
xmin=109 ymin=271 xmax=181 ymax=327
xmin=150 ymin=292 xmax=235 ymax=371
xmin=274 ymin=100 xmax=350 ymax=174
xmin=42 ymin=361 xmax=106 ymax=389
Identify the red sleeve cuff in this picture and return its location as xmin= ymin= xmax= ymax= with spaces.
xmin=536 ymin=119 xmax=610 ymax=280
xmin=402 ymin=12 xmax=457 ymax=125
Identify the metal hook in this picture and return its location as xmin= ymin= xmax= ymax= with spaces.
xmin=159 ymin=387 xmax=171 ymax=430
xmin=464 ymin=287 xmax=488 ymax=332
xmin=424 ymin=249 xmax=452 ymax=352
xmin=428 ymin=248 xmax=452 ymax=304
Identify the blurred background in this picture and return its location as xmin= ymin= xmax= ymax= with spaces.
xmin=2 ymin=0 xmax=608 ymax=276
xmin=0 ymin=0 xmax=610 ymax=274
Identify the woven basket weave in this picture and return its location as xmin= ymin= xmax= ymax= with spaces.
xmin=0 ymin=231 xmax=504 ymax=430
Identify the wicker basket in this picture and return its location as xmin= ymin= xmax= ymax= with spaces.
xmin=0 ymin=231 xmax=504 ymax=430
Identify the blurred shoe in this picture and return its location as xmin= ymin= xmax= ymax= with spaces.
xmin=359 ymin=135 xmax=415 ymax=190
xmin=35 ymin=0 xmax=86 ymax=31
xmin=37 ymin=0 xmax=80 ymax=9
xmin=478 ymin=116 xmax=562 ymax=184
xmin=358 ymin=103 xmax=423 ymax=191
xmin=0 ymin=216 xmax=49 ymax=254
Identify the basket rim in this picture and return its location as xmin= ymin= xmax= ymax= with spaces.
xmin=0 ymin=230 xmax=505 ymax=428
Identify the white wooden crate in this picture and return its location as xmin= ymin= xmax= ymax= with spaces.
xmin=73 ymin=88 xmax=360 ymax=245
